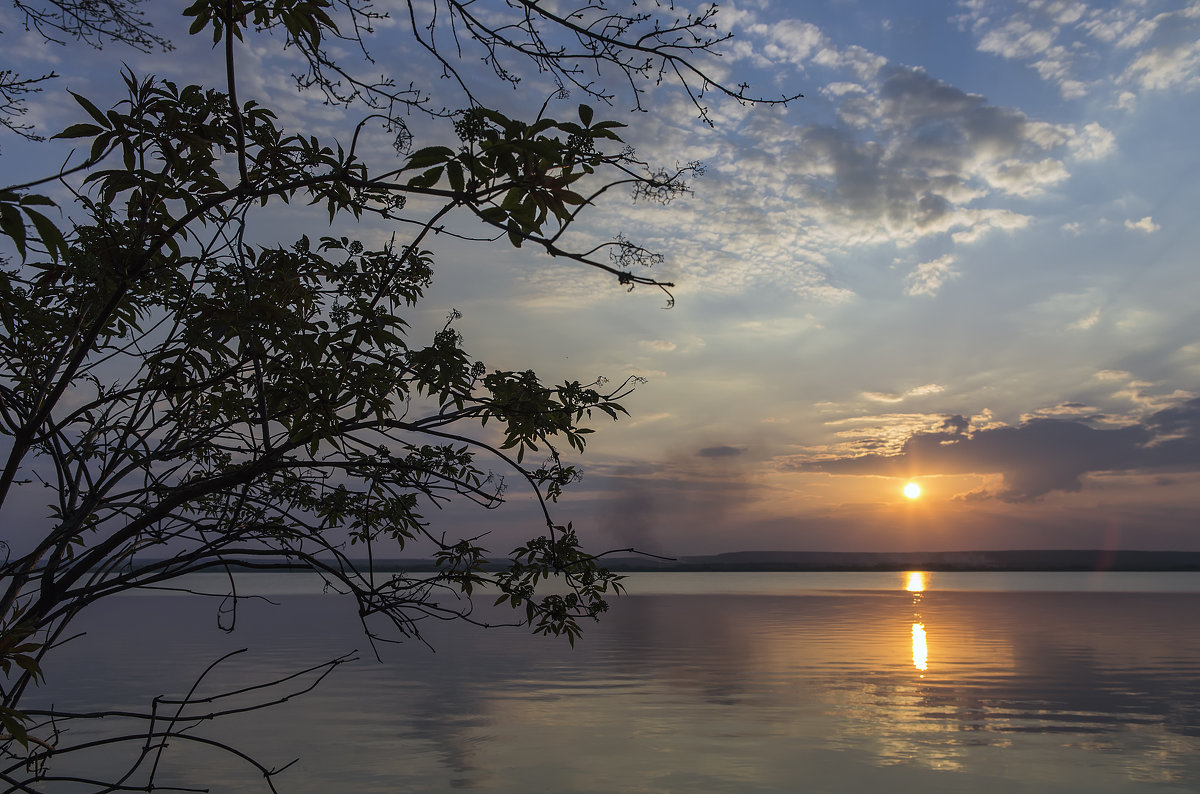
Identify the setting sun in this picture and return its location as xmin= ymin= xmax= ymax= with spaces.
xmin=903 ymin=482 xmax=922 ymax=499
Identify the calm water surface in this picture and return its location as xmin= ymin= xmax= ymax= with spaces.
xmin=34 ymin=572 xmax=1200 ymax=792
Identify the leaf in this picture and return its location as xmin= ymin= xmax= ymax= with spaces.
xmin=446 ymin=161 xmax=465 ymax=193
xmin=579 ymin=104 xmax=594 ymax=126
xmin=0 ymin=203 xmax=27 ymax=260
xmin=405 ymin=146 xmax=456 ymax=170
xmin=53 ymin=123 xmax=106 ymax=140
xmin=23 ymin=207 xmax=67 ymax=262
xmin=0 ymin=709 xmax=29 ymax=748
xmin=68 ymin=90 xmax=111 ymax=128
xmin=406 ymin=166 xmax=444 ymax=189
xmin=478 ymin=207 xmax=506 ymax=224
xmin=501 ymin=188 xmax=522 ymax=211
xmin=90 ymin=132 xmax=112 ymax=164
xmin=13 ymin=654 xmax=42 ymax=680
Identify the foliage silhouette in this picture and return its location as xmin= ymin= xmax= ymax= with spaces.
xmin=0 ymin=1 xmax=797 ymax=788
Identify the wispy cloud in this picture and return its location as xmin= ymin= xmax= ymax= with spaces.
xmin=958 ymin=0 xmax=1200 ymax=99
xmin=904 ymin=255 xmax=959 ymax=296
xmin=863 ymin=384 xmax=946 ymax=402
xmin=639 ymin=339 xmax=678 ymax=352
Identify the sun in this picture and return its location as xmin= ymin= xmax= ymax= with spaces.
xmin=903 ymin=482 xmax=922 ymax=500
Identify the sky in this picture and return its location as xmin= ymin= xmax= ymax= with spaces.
xmin=3 ymin=0 xmax=1200 ymax=555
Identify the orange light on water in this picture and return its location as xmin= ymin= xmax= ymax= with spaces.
xmin=912 ymin=622 xmax=928 ymax=672
xmin=905 ymin=571 xmax=925 ymax=593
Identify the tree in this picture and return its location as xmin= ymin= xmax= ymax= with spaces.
xmin=0 ymin=1 xmax=795 ymax=788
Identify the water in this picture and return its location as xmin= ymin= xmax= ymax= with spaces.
xmin=25 ymin=572 xmax=1200 ymax=792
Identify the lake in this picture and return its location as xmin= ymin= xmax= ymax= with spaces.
xmin=27 ymin=571 xmax=1200 ymax=793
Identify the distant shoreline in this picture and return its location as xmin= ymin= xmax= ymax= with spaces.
xmin=150 ymin=550 xmax=1200 ymax=573
xmin=602 ymin=549 xmax=1200 ymax=573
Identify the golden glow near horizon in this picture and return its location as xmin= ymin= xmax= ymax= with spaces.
xmin=912 ymin=622 xmax=928 ymax=672
xmin=903 ymin=481 xmax=922 ymax=499
xmin=905 ymin=571 xmax=925 ymax=593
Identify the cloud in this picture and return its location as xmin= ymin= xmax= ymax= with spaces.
xmin=1119 ymin=6 xmax=1200 ymax=92
xmin=1124 ymin=216 xmax=1161 ymax=233
xmin=978 ymin=18 xmax=1057 ymax=60
xmin=627 ymin=412 xmax=674 ymax=428
xmin=1068 ymin=308 xmax=1102 ymax=330
xmin=1018 ymin=401 xmax=1106 ymax=423
xmin=731 ymin=65 xmax=1085 ymax=241
xmin=803 ymin=412 xmax=962 ymax=459
xmin=961 ymin=0 xmax=1200 ymax=99
xmin=904 ymin=254 xmax=959 ymax=296
xmin=861 ymin=393 xmax=906 ymax=404
xmin=959 ymin=4 xmax=1087 ymax=97
xmin=1069 ymin=122 xmax=1116 ymax=161
xmin=781 ymin=398 xmax=1200 ymax=502
xmin=863 ymin=384 xmax=946 ymax=402
xmin=639 ymin=339 xmax=677 ymax=352
xmin=698 ymin=445 xmax=745 ymax=458
xmin=546 ymin=16 xmax=1124 ymax=305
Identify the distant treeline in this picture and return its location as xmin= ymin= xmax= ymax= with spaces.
xmin=131 ymin=550 xmax=1200 ymax=573
xmin=621 ymin=549 xmax=1200 ymax=572
xmin=337 ymin=549 xmax=1200 ymax=573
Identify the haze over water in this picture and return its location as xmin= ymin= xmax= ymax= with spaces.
xmin=36 ymin=571 xmax=1200 ymax=792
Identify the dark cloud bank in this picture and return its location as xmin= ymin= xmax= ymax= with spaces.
xmin=790 ymin=398 xmax=1200 ymax=502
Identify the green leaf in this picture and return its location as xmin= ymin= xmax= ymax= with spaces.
xmin=68 ymin=90 xmax=111 ymax=128
xmin=407 ymin=166 xmax=444 ymax=189
xmin=579 ymin=104 xmax=594 ymax=126
xmin=0 ymin=203 xmax=27 ymax=260
xmin=501 ymin=188 xmax=522 ymax=211
xmin=22 ymin=207 xmax=67 ymax=262
xmin=405 ymin=146 xmax=456 ymax=170
xmin=17 ymin=194 xmax=55 ymax=207
xmin=0 ymin=708 xmax=29 ymax=748
xmin=478 ymin=207 xmax=506 ymax=224
xmin=446 ymin=161 xmax=465 ymax=193
xmin=89 ymin=132 xmax=112 ymax=164
xmin=53 ymin=123 xmax=105 ymax=140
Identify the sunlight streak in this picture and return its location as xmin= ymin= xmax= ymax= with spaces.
xmin=912 ymin=622 xmax=928 ymax=672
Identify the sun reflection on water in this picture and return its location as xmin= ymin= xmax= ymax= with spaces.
xmin=905 ymin=572 xmax=928 ymax=674
xmin=912 ymin=622 xmax=928 ymax=672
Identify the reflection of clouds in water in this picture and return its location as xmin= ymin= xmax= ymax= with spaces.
xmin=33 ymin=584 xmax=1200 ymax=791
xmin=590 ymin=588 xmax=1200 ymax=782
